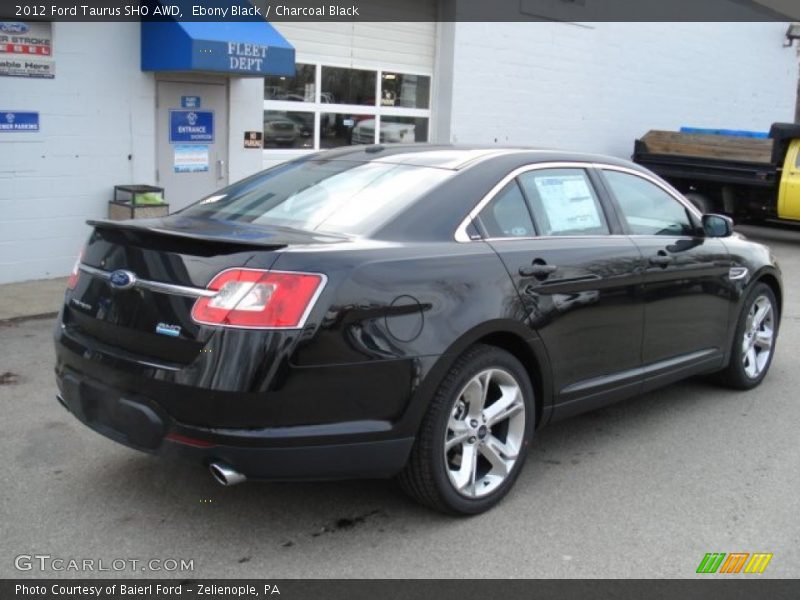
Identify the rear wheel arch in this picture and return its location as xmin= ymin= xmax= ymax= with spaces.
xmin=404 ymin=322 xmax=551 ymax=437
xmin=474 ymin=331 xmax=545 ymax=430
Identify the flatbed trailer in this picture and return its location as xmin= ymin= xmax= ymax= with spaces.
xmin=633 ymin=123 xmax=800 ymax=221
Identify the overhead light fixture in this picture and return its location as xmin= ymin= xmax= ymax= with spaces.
xmin=785 ymin=23 xmax=800 ymax=47
xmin=383 ymin=73 xmax=396 ymax=80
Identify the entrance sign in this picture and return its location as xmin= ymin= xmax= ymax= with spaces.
xmin=169 ymin=110 xmax=214 ymax=143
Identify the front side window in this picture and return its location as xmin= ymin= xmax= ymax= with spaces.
xmin=517 ymin=169 xmax=609 ymax=236
xmin=477 ymin=181 xmax=536 ymax=238
xmin=182 ymin=161 xmax=452 ymax=236
xmin=603 ymin=170 xmax=695 ymax=236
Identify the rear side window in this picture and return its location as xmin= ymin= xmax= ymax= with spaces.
xmin=517 ymin=169 xmax=609 ymax=236
xmin=477 ymin=181 xmax=536 ymax=238
xmin=603 ymin=170 xmax=695 ymax=236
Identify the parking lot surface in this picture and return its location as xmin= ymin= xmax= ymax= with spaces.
xmin=2 ymin=224 xmax=799 ymax=578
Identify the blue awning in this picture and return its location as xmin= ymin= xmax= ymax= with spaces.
xmin=141 ymin=19 xmax=294 ymax=77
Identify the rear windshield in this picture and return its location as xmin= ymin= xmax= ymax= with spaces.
xmin=181 ymin=159 xmax=453 ymax=236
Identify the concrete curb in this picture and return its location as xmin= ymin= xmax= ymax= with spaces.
xmin=0 ymin=312 xmax=59 ymax=326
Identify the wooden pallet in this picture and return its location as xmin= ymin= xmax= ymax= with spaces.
xmin=639 ymin=130 xmax=773 ymax=165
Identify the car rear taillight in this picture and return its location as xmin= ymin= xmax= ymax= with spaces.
xmin=66 ymin=249 xmax=83 ymax=290
xmin=191 ymin=269 xmax=326 ymax=329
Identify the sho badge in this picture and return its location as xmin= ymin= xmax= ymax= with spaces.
xmin=70 ymin=298 xmax=92 ymax=311
xmin=155 ymin=322 xmax=181 ymax=337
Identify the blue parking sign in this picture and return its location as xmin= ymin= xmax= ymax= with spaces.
xmin=169 ymin=110 xmax=214 ymax=143
xmin=0 ymin=111 xmax=39 ymax=132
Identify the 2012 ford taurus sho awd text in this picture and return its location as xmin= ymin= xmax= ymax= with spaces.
xmin=54 ymin=145 xmax=782 ymax=514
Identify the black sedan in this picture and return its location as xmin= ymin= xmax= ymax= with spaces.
xmin=55 ymin=145 xmax=782 ymax=514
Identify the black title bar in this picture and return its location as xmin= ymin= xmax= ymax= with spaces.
xmin=0 ymin=0 xmax=798 ymax=22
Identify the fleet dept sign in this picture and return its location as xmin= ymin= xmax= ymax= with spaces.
xmin=227 ymin=42 xmax=269 ymax=72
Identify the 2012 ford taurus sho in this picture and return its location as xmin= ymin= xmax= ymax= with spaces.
xmin=55 ymin=145 xmax=782 ymax=514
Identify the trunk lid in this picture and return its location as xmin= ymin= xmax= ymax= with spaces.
xmin=63 ymin=216 xmax=345 ymax=365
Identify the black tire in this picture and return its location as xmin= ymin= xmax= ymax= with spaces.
xmin=716 ymin=282 xmax=779 ymax=390
xmin=398 ymin=344 xmax=535 ymax=515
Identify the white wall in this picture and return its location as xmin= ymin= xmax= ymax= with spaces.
xmin=0 ymin=22 xmax=156 ymax=284
xmin=227 ymin=77 xmax=267 ymax=183
xmin=444 ymin=22 xmax=798 ymax=157
xmin=0 ymin=24 xmax=269 ymax=284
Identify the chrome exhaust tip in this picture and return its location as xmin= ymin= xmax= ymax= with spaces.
xmin=209 ymin=462 xmax=246 ymax=486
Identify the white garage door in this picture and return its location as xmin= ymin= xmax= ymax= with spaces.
xmin=273 ymin=14 xmax=436 ymax=74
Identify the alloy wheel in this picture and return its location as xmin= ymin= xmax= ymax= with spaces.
xmin=444 ymin=368 xmax=526 ymax=498
xmin=742 ymin=295 xmax=775 ymax=379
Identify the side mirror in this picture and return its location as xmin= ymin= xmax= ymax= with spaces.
xmin=702 ymin=213 xmax=734 ymax=238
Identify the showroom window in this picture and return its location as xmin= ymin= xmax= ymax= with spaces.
xmin=263 ymin=110 xmax=315 ymax=149
xmin=264 ymin=63 xmax=432 ymax=152
xmin=381 ymin=72 xmax=430 ymax=109
xmin=265 ymin=64 xmax=316 ymax=102
xmin=322 ymin=66 xmax=377 ymax=106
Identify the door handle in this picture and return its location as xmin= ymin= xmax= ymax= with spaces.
xmin=649 ymin=252 xmax=673 ymax=267
xmin=216 ymin=159 xmax=226 ymax=180
xmin=519 ymin=263 xmax=558 ymax=278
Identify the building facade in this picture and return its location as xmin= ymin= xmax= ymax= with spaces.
xmin=0 ymin=14 xmax=797 ymax=284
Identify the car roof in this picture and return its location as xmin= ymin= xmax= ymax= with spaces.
xmin=308 ymin=144 xmax=640 ymax=171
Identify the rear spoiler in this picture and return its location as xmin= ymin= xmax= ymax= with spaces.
xmin=86 ymin=218 xmax=348 ymax=248
xmin=87 ymin=219 xmax=289 ymax=249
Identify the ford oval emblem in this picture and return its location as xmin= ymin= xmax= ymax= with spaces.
xmin=0 ymin=22 xmax=29 ymax=34
xmin=108 ymin=269 xmax=136 ymax=290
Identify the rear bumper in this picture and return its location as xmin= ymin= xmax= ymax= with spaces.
xmin=56 ymin=370 xmax=414 ymax=481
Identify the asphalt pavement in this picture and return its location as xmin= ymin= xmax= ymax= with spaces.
xmin=1 ymin=224 xmax=798 ymax=578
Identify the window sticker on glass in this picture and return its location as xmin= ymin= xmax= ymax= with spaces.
xmin=533 ymin=175 xmax=602 ymax=232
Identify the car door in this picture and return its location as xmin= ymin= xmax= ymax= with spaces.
xmin=777 ymin=139 xmax=800 ymax=220
xmin=475 ymin=165 xmax=645 ymax=416
xmin=598 ymin=167 xmax=732 ymax=389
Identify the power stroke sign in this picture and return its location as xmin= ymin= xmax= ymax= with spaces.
xmin=0 ymin=21 xmax=55 ymax=79
xmin=169 ymin=110 xmax=214 ymax=143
